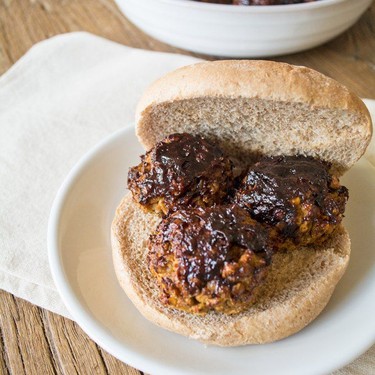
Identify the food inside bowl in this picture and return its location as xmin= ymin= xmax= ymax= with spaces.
xmin=193 ymin=0 xmax=317 ymax=5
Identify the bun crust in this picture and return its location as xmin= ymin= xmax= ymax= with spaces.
xmin=136 ymin=60 xmax=372 ymax=174
xmin=112 ymin=193 xmax=350 ymax=346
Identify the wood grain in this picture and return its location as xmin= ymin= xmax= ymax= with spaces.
xmin=0 ymin=290 xmax=145 ymax=374
xmin=0 ymin=292 xmax=56 ymax=375
xmin=0 ymin=319 xmax=10 ymax=375
xmin=0 ymin=0 xmax=374 ymax=374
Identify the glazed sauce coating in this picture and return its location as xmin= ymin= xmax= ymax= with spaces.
xmin=234 ymin=155 xmax=348 ymax=247
xmin=127 ymin=133 xmax=349 ymax=314
xmin=148 ymin=205 xmax=272 ymax=314
xmin=128 ymin=133 xmax=233 ymax=215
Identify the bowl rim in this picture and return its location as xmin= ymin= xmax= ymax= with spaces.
xmin=144 ymin=0 xmax=353 ymax=13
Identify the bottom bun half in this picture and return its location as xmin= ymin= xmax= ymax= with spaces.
xmin=111 ymin=193 xmax=350 ymax=346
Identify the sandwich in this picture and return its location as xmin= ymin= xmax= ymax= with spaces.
xmin=111 ymin=60 xmax=372 ymax=346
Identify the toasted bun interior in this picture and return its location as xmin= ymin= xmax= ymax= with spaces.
xmin=111 ymin=194 xmax=350 ymax=346
xmin=136 ymin=60 xmax=372 ymax=174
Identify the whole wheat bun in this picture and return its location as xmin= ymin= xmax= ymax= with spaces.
xmin=112 ymin=194 xmax=350 ymax=346
xmin=136 ymin=60 xmax=372 ymax=174
xmin=112 ymin=60 xmax=372 ymax=346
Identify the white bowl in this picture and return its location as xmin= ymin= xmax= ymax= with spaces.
xmin=114 ymin=0 xmax=372 ymax=57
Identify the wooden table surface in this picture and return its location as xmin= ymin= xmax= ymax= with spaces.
xmin=0 ymin=1 xmax=374 ymax=374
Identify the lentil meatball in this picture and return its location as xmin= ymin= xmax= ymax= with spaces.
xmin=148 ymin=205 xmax=272 ymax=315
xmin=234 ymin=155 xmax=349 ymax=249
xmin=128 ymin=133 xmax=234 ymax=216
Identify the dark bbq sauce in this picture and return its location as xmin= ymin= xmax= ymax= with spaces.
xmin=128 ymin=133 xmax=233 ymax=215
xmin=128 ymin=133 xmax=349 ymax=313
xmin=148 ymin=205 xmax=272 ymax=314
xmin=234 ymin=155 xmax=348 ymax=245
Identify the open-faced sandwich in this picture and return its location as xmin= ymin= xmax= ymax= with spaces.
xmin=111 ymin=60 xmax=372 ymax=346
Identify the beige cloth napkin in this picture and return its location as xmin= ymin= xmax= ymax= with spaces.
xmin=0 ymin=32 xmax=373 ymax=374
xmin=0 ymin=32 xmax=201 ymax=317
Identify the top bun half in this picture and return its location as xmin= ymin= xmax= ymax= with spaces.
xmin=136 ymin=60 xmax=372 ymax=174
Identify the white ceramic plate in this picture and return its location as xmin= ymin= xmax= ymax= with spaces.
xmin=48 ymin=125 xmax=375 ymax=375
